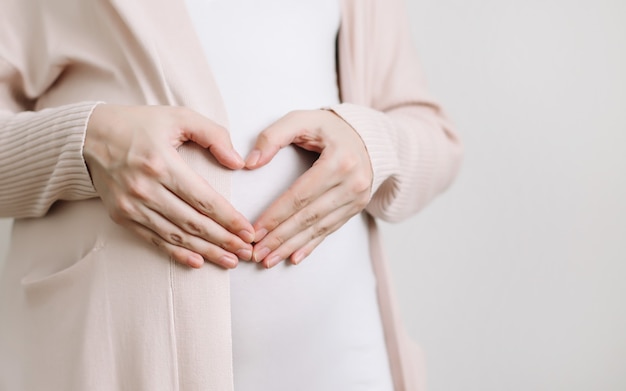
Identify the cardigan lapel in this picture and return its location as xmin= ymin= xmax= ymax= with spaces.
xmin=106 ymin=0 xmax=229 ymax=126
xmin=105 ymin=1 xmax=235 ymax=390
xmin=97 ymin=2 xmax=418 ymax=390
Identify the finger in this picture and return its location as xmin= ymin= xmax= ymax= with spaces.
xmin=175 ymin=107 xmax=245 ymax=169
xmin=252 ymin=157 xmax=345 ymax=243
xmin=141 ymin=184 xmax=253 ymax=258
xmin=126 ymin=211 xmax=240 ymax=269
xmin=257 ymin=204 xmax=352 ymax=268
xmin=121 ymin=219 xmax=205 ymax=268
xmin=163 ymin=151 xmax=255 ymax=243
xmin=289 ymin=235 xmax=325 ymax=265
xmin=245 ymin=110 xmax=323 ymax=169
xmin=150 ymin=204 xmax=253 ymax=262
xmin=252 ymin=185 xmax=355 ymax=262
xmin=253 ymin=184 xmax=353 ymax=256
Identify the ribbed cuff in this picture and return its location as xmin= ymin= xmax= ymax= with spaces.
xmin=60 ymin=101 xmax=102 ymax=198
xmin=325 ymin=103 xmax=400 ymax=198
xmin=0 ymin=102 xmax=101 ymax=217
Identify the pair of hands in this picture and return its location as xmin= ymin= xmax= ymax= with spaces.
xmin=83 ymin=105 xmax=372 ymax=269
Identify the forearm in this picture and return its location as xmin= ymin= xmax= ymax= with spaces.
xmin=334 ymin=0 xmax=463 ymax=223
xmin=0 ymin=102 xmax=100 ymax=218
xmin=329 ymin=102 xmax=462 ymax=223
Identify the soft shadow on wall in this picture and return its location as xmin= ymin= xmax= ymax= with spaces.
xmin=382 ymin=1 xmax=626 ymax=391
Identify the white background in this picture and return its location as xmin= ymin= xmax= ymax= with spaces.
xmin=1 ymin=0 xmax=625 ymax=390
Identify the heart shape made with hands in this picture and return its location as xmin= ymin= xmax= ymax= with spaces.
xmin=84 ymin=105 xmax=370 ymax=270
xmin=233 ymin=109 xmax=372 ymax=269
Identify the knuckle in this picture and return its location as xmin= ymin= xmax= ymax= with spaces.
xmin=226 ymin=238 xmax=244 ymax=251
xmin=169 ymin=232 xmax=184 ymax=245
xmin=141 ymin=210 xmax=157 ymax=228
xmin=267 ymin=216 xmax=282 ymax=230
xmin=137 ymin=154 xmax=166 ymax=178
xmin=115 ymin=197 xmax=135 ymax=218
xmin=287 ymin=188 xmax=309 ymax=210
xmin=127 ymin=179 xmax=150 ymax=201
xmin=351 ymin=174 xmax=371 ymax=194
xmin=196 ymin=199 xmax=215 ymax=216
xmin=150 ymin=235 xmax=163 ymax=249
xmin=184 ymin=220 xmax=203 ymax=236
xmin=213 ymin=234 xmax=240 ymax=251
xmin=268 ymin=234 xmax=285 ymax=248
xmin=311 ymin=224 xmax=330 ymax=240
xmin=337 ymin=156 xmax=358 ymax=174
xmin=222 ymin=236 xmax=241 ymax=251
xmin=231 ymin=215 xmax=249 ymax=230
xmin=300 ymin=210 xmax=319 ymax=227
xmin=109 ymin=210 xmax=124 ymax=224
xmin=257 ymin=131 xmax=272 ymax=145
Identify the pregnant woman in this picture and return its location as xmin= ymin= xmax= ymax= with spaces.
xmin=0 ymin=0 xmax=462 ymax=390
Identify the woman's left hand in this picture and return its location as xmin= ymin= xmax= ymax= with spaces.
xmin=245 ymin=109 xmax=372 ymax=268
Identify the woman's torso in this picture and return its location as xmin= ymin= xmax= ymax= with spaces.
xmin=184 ymin=0 xmax=393 ymax=389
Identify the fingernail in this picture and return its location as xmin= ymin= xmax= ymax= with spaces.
xmin=265 ymin=254 xmax=282 ymax=268
xmin=239 ymin=230 xmax=255 ymax=243
xmin=245 ymin=149 xmax=261 ymax=168
xmin=231 ymin=150 xmax=245 ymax=166
xmin=236 ymin=248 xmax=252 ymax=261
xmin=292 ymin=251 xmax=305 ymax=265
xmin=254 ymin=228 xmax=268 ymax=242
xmin=219 ymin=254 xmax=238 ymax=269
xmin=188 ymin=254 xmax=204 ymax=268
xmin=253 ymin=246 xmax=270 ymax=263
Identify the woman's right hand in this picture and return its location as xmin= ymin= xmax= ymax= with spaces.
xmin=83 ymin=104 xmax=254 ymax=269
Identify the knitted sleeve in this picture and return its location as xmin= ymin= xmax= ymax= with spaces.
xmin=330 ymin=0 xmax=463 ymax=222
xmin=0 ymin=58 xmax=99 ymax=218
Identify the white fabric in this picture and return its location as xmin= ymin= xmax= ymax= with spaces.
xmin=184 ymin=0 xmax=393 ymax=389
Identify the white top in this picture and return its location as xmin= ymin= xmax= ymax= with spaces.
xmin=184 ymin=1 xmax=393 ymax=389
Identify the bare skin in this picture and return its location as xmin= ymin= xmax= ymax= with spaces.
xmin=83 ymin=104 xmax=254 ymax=269
xmin=245 ymin=109 xmax=373 ymax=268
xmin=84 ymin=105 xmax=372 ymax=270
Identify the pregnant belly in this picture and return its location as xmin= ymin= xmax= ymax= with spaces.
xmin=231 ymin=145 xmax=317 ymax=223
xmin=229 ymin=145 xmax=391 ymax=390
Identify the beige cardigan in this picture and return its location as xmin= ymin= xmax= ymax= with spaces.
xmin=0 ymin=0 xmax=462 ymax=389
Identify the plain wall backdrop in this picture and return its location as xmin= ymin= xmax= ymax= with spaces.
xmin=1 ymin=0 xmax=625 ymax=390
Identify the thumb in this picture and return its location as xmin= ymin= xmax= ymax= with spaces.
xmin=180 ymin=109 xmax=244 ymax=169
xmin=245 ymin=111 xmax=311 ymax=169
